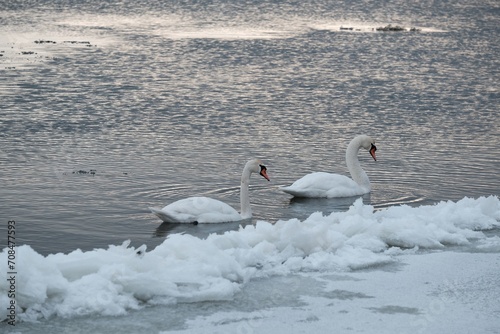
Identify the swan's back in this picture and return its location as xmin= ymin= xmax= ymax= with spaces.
xmin=280 ymin=172 xmax=369 ymax=198
xmin=149 ymin=197 xmax=241 ymax=223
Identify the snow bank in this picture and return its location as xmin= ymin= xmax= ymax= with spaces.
xmin=1 ymin=196 xmax=499 ymax=321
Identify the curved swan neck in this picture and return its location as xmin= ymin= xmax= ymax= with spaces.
xmin=345 ymin=137 xmax=371 ymax=189
xmin=240 ymin=163 xmax=253 ymax=219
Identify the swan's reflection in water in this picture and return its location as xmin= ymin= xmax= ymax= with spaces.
xmin=154 ymin=219 xmax=255 ymax=239
xmin=285 ymin=193 xmax=371 ymax=219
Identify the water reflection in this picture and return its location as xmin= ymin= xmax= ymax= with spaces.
xmin=1 ymin=0 xmax=498 ymax=256
xmin=286 ymin=193 xmax=371 ymax=219
xmin=154 ymin=220 xmax=252 ymax=239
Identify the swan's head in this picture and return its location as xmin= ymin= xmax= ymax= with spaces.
xmin=358 ymin=135 xmax=377 ymax=161
xmin=247 ymin=159 xmax=270 ymax=181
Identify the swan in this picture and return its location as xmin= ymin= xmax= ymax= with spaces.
xmin=149 ymin=159 xmax=270 ymax=223
xmin=280 ymin=135 xmax=377 ymax=198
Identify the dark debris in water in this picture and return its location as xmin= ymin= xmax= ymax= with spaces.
xmin=33 ymin=40 xmax=95 ymax=47
xmin=63 ymin=41 xmax=94 ymax=47
xmin=337 ymin=24 xmax=421 ymax=33
xmin=375 ymin=24 xmax=421 ymax=32
xmin=72 ymin=169 xmax=97 ymax=175
xmin=34 ymin=40 xmax=57 ymax=44
xmin=67 ymin=170 xmax=129 ymax=176
xmin=63 ymin=41 xmax=90 ymax=44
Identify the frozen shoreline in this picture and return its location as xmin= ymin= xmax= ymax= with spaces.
xmin=167 ymin=251 xmax=500 ymax=334
xmin=1 ymin=196 xmax=499 ymax=329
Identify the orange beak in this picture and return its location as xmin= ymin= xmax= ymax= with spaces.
xmin=370 ymin=144 xmax=377 ymax=161
xmin=259 ymin=165 xmax=270 ymax=181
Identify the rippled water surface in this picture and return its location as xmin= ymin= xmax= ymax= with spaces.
xmin=1 ymin=0 xmax=499 ymax=256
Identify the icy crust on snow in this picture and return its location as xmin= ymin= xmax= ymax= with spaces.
xmin=1 ymin=196 xmax=499 ymax=321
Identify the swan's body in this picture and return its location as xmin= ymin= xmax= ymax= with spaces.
xmin=149 ymin=159 xmax=270 ymax=223
xmin=149 ymin=197 xmax=240 ymax=223
xmin=280 ymin=172 xmax=369 ymax=198
xmin=280 ymin=135 xmax=377 ymax=198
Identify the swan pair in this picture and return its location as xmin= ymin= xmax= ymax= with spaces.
xmin=149 ymin=135 xmax=377 ymax=224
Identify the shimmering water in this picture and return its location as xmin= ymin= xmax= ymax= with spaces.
xmin=0 ymin=0 xmax=499 ymax=331
xmin=1 ymin=0 xmax=499 ymax=255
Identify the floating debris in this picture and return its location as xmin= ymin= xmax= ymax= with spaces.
xmin=63 ymin=41 xmax=91 ymax=45
xmin=337 ymin=25 xmax=421 ymax=33
xmin=63 ymin=41 xmax=94 ymax=47
xmin=376 ymin=24 xmax=405 ymax=32
xmin=72 ymin=169 xmax=97 ymax=175
xmin=20 ymin=51 xmax=37 ymax=55
xmin=374 ymin=25 xmax=421 ymax=32
xmin=34 ymin=40 xmax=57 ymax=44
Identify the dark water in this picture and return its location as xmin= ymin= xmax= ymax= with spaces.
xmin=0 ymin=0 xmax=499 ymax=257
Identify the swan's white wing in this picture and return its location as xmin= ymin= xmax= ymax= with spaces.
xmin=280 ymin=172 xmax=368 ymax=198
xmin=149 ymin=207 xmax=182 ymax=223
xmin=150 ymin=197 xmax=241 ymax=223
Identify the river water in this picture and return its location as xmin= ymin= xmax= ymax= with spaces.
xmin=0 ymin=0 xmax=499 ymax=333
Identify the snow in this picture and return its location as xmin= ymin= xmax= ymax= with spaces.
xmin=1 ymin=196 xmax=499 ymax=330
xmin=166 ymin=252 xmax=500 ymax=334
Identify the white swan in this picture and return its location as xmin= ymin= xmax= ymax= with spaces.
xmin=149 ymin=159 xmax=270 ymax=223
xmin=280 ymin=135 xmax=377 ymax=198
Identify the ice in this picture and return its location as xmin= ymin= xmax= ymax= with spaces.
xmin=0 ymin=196 xmax=499 ymax=322
xmin=165 ymin=252 xmax=500 ymax=334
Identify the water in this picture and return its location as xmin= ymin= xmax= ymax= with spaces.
xmin=0 ymin=0 xmax=499 ymax=332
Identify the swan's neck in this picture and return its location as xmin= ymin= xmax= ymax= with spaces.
xmin=240 ymin=166 xmax=252 ymax=219
xmin=346 ymin=139 xmax=371 ymax=190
